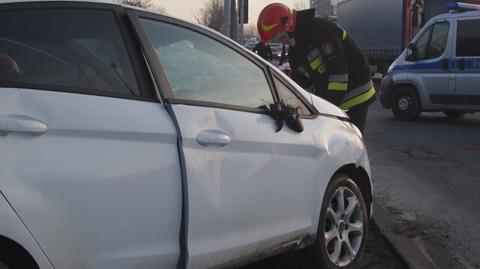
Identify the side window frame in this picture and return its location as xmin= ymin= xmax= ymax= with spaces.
xmin=126 ymin=9 xmax=280 ymax=113
xmin=415 ymin=20 xmax=450 ymax=61
xmin=0 ymin=1 xmax=157 ymax=101
xmin=269 ymin=68 xmax=318 ymax=119
xmin=454 ymin=18 xmax=480 ymax=59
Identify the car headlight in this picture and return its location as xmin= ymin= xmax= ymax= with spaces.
xmin=387 ymin=64 xmax=394 ymax=74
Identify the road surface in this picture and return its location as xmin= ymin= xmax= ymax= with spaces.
xmin=365 ymin=100 xmax=480 ymax=269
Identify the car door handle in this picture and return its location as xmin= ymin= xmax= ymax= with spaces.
xmin=196 ymin=129 xmax=231 ymax=147
xmin=0 ymin=117 xmax=48 ymax=135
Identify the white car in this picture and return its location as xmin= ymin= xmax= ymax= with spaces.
xmin=0 ymin=1 xmax=372 ymax=269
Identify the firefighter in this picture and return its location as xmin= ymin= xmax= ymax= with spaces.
xmin=252 ymin=41 xmax=273 ymax=61
xmin=257 ymin=3 xmax=376 ymax=133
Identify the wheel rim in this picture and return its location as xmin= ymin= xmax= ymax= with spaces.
xmin=324 ymin=186 xmax=364 ymax=267
xmin=398 ymin=96 xmax=410 ymax=112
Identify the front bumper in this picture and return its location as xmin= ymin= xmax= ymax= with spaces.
xmin=379 ymin=74 xmax=394 ymax=109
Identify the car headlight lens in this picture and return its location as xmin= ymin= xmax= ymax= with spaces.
xmin=387 ymin=64 xmax=394 ymax=74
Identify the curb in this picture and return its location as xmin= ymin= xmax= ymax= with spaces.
xmin=372 ymin=201 xmax=437 ymax=269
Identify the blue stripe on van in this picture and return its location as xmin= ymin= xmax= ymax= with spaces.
xmin=393 ymin=58 xmax=480 ymax=72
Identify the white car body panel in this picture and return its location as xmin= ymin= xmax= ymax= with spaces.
xmin=0 ymin=192 xmax=53 ymax=269
xmin=172 ymin=104 xmax=318 ymax=269
xmin=0 ymin=2 xmax=372 ymax=268
xmin=172 ymin=103 xmax=369 ymax=269
xmin=0 ymin=88 xmax=182 ymax=269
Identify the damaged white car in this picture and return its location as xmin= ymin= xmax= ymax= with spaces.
xmin=0 ymin=1 xmax=372 ymax=269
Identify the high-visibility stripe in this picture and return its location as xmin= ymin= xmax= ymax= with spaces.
xmin=317 ymin=65 xmax=326 ymax=74
xmin=329 ymin=74 xmax=349 ymax=82
xmin=297 ymin=66 xmax=311 ymax=78
xmin=343 ymin=81 xmax=374 ymax=101
xmin=328 ymin=82 xmax=348 ymax=91
xmin=340 ymin=87 xmax=375 ymax=110
xmin=310 ymin=58 xmax=323 ymax=71
xmin=307 ymin=49 xmax=321 ymax=62
xmin=342 ymin=30 xmax=347 ymax=40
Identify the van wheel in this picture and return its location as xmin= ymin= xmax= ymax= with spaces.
xmin=444 ymin=110 xmax=465 ymax=118
xmin=309 ymin=174 xmax=369 ymax=268
xmin=392 ymin=87 xmax=421 ymax=121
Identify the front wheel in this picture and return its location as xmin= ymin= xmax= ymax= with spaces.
xmin=392 ymin=87 xmax=421 ymax=121
xmin=310 ymin=174 xmax=369 ymax=269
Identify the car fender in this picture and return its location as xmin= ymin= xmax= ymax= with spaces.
xmin=391 ymin=71 xmax=411 ymax=86
xmin=306 ymin=115 xmax=371 ymax=236
xmin=400 ymin=72 xmax=428 ymax=108
xmin=0 ymin=192 xmax=53 ymax=269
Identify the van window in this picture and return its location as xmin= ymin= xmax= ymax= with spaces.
xmin=456 ymin=20 xmax=480 ymax=57
xmin=416 ymin=27 xmax=432 ymax=60
xmin=416 ymin=21 xmax=449 ymax=60
xmin=428 ymin=22 xmax=449 ymax=59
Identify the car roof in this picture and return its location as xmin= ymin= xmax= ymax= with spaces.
xmin=0 ymin=0 xmax=266 ymax=65
xmin=432 ymin=11 xmax=480 ymax=21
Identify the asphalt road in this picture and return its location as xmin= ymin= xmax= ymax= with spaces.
xmin=241 ymin=221 xmax=406 ymax=269
xmin=365 ymin=100 xmax=480 ymax=269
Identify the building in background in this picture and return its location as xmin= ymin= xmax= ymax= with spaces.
xmin=310 ymin=0 xmax=332 ymax=17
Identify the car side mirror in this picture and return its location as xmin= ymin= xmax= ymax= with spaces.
xmin=406 ymin=43 xmax=418 ymax=62
xmin=285 ymin=112 xmax=304 ymax=133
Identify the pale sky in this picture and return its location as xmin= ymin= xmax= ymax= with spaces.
xmin=154 ymin=0 xmax=309 ymax=25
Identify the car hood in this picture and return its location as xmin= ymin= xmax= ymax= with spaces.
xmin=309 ymin=93 xmax=349 ymax=119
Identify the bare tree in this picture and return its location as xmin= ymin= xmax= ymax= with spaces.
xmin=193 ymin=0 xmax=224 ymax=32
xmin=117 ymin=0 xmax=166 ymax=13
xmin=244 ymin=24 xmax=258 ymax=37
xmin=293 ymin=0 xmax=308 ymax=10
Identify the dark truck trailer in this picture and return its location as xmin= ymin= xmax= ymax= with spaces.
xmin=337 ymin=0 xmax=479 ymax=73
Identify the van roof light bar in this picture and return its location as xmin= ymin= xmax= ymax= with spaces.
xmin=447 ymin=2 xmax=480 ymax=12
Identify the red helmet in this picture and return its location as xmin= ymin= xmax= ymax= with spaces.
xmin=257 ymin=3 xmax=297 ymax=44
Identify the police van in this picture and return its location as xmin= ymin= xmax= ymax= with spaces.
xmin=380 ymin=2 xmax=480 ymax=120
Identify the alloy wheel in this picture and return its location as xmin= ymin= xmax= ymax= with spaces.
xmin=324 ymin=186 xmax=364 ymax=267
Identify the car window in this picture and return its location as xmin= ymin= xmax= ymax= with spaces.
xmin=416 ymin=22 xmax=449 ymax=60
xmin=428 ymin=22 xmax=449 ymax=59
xmin=139 ymin=19 xmax=274 ymax=108
xmin=416 ymin=26 xmax=432 ymax=60
xmin=456 ymin=19 xmax=480 ymax=57
xmin=0 ymin=9 xmax=140 ymax=96
xmin=273 ymin=76 xmax=311 ymax=116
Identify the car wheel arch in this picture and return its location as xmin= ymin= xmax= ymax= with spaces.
xmin=0 ymin=234 xmax=39 ymax=269
xmin=330 ymin=164 xmax=373 ymax=217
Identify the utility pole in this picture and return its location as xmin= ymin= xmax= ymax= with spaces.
xmin=223 ymin=0 xmax=239 ymax=40
xmin=230 ymin=0 xmax=237 ymax=40
xmin=223 ymin=0 xmax=231 ymax=37
xmin=238 ymin=0 xmax=246 ymax=42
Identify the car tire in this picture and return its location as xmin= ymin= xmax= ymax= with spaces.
xmin=392 ymin=87 xmax=421 ymax=121
xmin=0 ymin=261 xmax=10 ymax=269
xmin=444 ymin=110 xmax=465 ymax=118
xmin=310 ymin=174 xmax=369 ymax=269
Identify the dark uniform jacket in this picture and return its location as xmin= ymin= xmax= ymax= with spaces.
xmin=289 ymin=10 xmax=375 ymax=110
xmin=253 ymin=42 xmax=273 ymax=61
